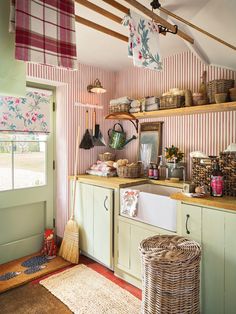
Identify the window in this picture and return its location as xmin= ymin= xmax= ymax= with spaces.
xmin=0 ymin=133 xmax=47 ymax=191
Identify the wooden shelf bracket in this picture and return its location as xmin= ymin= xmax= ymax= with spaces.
xmin=105 ymin=112 xmax=139 ymax=132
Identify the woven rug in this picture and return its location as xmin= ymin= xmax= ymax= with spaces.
xmin=40 ymin=264 xmax=141 ymax=314
xmin=0 ymin=253 xmax=71 ymax=294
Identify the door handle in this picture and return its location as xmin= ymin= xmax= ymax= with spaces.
xmin=185 ymin=214 xmax=190 ymax=234
xmin=104 ymin=196 xmax=108 ymax=211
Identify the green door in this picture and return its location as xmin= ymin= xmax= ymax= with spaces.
xmin=0 ymin=88 xmax=54 ymax=264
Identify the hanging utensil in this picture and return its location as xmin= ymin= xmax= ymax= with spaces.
xmin=92 ymin=109 xmax=106 ymax=146
xmin=79 ymin=110 xmax=94 ymax=149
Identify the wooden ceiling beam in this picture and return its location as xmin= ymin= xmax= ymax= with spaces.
xmin=123 ymin=0 xmax=194 ymax=44
xmin=101 ymin=0 xmax=194 ymax=44
xmin=75 ymin=15 xmax=128 ymax=42
xmin=102 ymin=0 xmax=128 ymax=15
xmin=159 ymin=7 xmax=236 ymax=51
xmin=76 ymin=0 xmax=166 ymax=37
xmin=101 ymin=0 xmax=236 ymax=51
xmin=75 ymin=0 xmax=122 ymax=24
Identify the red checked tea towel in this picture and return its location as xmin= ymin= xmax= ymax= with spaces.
xmin=9 ymin=0 xmax=77 ymax=69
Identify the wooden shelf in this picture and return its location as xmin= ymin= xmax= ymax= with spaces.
xmin=105 ymin=112 xmax=137 ymax=120
xmin=105 ymin=112 xmax=139 ymax=132
xmin=132 ymin=101 xmax=236 ymax=119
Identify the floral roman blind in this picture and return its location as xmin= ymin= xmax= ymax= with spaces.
xmin=0 ymin=91 xmax=50 ymax=133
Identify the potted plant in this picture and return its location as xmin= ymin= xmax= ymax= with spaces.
xmin=165 ymin=145 xmax=185 ymax=180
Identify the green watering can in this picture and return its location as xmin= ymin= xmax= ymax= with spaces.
xmin=108 ymin=123 xmax=136 ymax=150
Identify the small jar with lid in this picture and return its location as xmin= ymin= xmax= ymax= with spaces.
xmin=152 ymin=164 xmax=159 ymax=180
xmin=148 ymin=164 xmax=154 ymax=179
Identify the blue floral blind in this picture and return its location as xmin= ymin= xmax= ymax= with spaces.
xmin=0 ymin=91 xmax=50 ymax=133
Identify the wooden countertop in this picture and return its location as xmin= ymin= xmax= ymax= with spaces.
xmin=171 ymin=193 xmax=236 ymax=211
xmin=72 ymin=175 xmax=148 ymax=189
xmin=69 ymin=175 xmax=236 ymax=210
xmin=69 ymin=175 xmax=184 ymax=189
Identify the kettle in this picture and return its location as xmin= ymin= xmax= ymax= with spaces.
xmin=108 ymin=123 xmax=136 ymax=150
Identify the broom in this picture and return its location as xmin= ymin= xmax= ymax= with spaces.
xmin=59 ymin=127 xmax=80 ymax=264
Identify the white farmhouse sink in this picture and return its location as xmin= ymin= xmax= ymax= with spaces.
xmin=120 ymin=184 xmax=181 ymax=232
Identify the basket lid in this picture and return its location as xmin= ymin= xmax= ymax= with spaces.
xmin=139 ymin=235 xmax=201 ymax=264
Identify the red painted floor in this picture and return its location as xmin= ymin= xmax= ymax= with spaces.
xmin=32 ymin=254 xmax=142 ymax=300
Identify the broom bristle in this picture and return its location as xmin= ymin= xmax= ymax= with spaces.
xmin=79 ymin=130 xmax=94 ymax=149
xmin=58 ymin=218 xmax=79 ymax=264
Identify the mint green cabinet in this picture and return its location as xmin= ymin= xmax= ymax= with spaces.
xmin=202 ymin=208 xmax=225 ymax=314
xmin=93 ymin=186 xmax=113 ymax=268
xmin=77 ymin=183 xmax=94 ymax=256
xmin=117 ymin=220 xmax=130 ymax=271
xmin=130 ymin=225 xmax=156 ymax=278
xmin=180 ymin=203 xmax=236 ymax=314
xmin=76 ymin=182 xmax=113 ymax=268
xmin=225 ymin=212 xmax=236 ymax=314
xmin=117 ymin=218 xmax=166 ymax=280
xmin=181 ymin=204 xmax=202 ymax=242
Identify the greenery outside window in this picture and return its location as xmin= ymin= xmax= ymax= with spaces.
xmin=0 ymin=133 xmax=47 ymax=191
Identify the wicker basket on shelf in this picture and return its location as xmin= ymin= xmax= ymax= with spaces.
xmin=109 ymin=103 xmax=130 ymax=113
xmin=159 ymin=95 xmax=185 ymax=109
xmin=139 ymin=235 xmax=201 ymax=314
xmin=117 ymin=163 xmax=141 ymax=178
xmin=98 ymin=152 xmax=116 ymax=161
xmin=207 ymin=79 xmax=234 ymax=103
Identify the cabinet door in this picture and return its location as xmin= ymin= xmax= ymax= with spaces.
xmin=202 ymin=208 xmax=224 ymax=314
xmin=225 ymin=212 xmax=236 ymax=314
xmin=77 ymin=183 xmax=94 ymax=256
xmin=93 ymin=186 xmax=113 ymax=268
xmin=181 ymin=204 xmax=202 ymax=243
xmin=117 ymin=220 xmax=131 ymax=270
xmin=130 ymin=225 xmax=157 ymax=279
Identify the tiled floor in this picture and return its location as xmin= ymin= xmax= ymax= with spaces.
xmin=32 ymin=254 xmax=142 ymax=300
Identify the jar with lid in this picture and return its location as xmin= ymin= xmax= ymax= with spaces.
xmin=152 ymin=164 xmax=159 ymax=180
xmin=148 ymin=164 xmax=154 ymax=179
xmin=210 ymin=160 xmax=223 ymax=197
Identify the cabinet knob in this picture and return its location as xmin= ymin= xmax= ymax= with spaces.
xmin=185 ymin=214 xmax=190 ymax=234
xmin=104 ymin=196 xmax=108 ymax=211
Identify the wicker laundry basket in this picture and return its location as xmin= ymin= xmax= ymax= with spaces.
xmin=139 ymin=235 xmax=201 ymax=314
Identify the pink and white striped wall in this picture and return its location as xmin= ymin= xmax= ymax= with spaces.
xmin=115 ymin=51 xmax=236 ymax=178
xmin=27 ymin=50 xmax=236 ymax=236
xmin=27 ymin=62 xmax=116 ymax=237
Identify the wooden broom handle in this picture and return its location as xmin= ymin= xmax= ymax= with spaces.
xmin=93 ymin=109 xmax=96 ymax=136
xmin=71 ymin=126 xmax=80 ymax=219
xmin=85 ymin=110 xmax=89 ymax=129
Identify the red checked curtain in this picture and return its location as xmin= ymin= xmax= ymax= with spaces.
xmin=9 ymin=0 xmax=77 ymax=69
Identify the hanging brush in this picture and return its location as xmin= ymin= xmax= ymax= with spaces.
xmin=79 ymin=110 xmax=94 ymax=149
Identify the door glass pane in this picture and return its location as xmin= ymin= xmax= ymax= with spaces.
xmin=14 ymin=141 xmax=46 ymax=189
xmin=0 ymin=142 xmax=12 ymax=191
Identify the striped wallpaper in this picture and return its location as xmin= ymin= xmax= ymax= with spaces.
xmin=27 ymin=63 xmax=116 ymax=237
xmin=115 ymin=51 xmax=236 ymax=178
xmin=27 ymin=50 xmax=236 ymax=236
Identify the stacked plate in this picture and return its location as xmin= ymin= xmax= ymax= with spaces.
xmin=229 ymin=88 xmax=236 ymax=101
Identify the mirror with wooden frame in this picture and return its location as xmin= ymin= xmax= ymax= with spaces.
xmin=138 ymin=122 xmax=163 ymax=168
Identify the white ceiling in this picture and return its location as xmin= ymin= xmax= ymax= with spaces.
xmin=75 ymin=0 xmax=236 ymax=72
